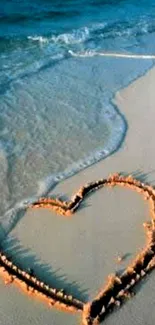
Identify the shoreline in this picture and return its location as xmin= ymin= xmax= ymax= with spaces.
xmin=1 ymin=66 xmax=155 ymax=325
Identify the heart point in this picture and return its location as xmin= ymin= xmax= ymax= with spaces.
xmin=1 ymin=173 xmax=155 ymax=324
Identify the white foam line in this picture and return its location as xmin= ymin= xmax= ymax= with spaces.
xmin=69 ymin=50 xmax=155 ymax=59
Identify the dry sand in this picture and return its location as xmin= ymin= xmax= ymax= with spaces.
xmin=1 ymin=66 xmax=155 ymax=325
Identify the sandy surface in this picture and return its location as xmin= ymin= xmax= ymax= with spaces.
xmin=1 ymin=66 xmax=155 ymax=325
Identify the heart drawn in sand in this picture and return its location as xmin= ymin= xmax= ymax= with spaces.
xmin=1 ymin=173 xmax=155 ymax=325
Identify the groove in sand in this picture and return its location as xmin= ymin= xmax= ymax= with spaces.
xmin=1 ymin=173 xmax=155 ymax=325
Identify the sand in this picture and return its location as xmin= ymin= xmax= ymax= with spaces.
xmin=1 ymin=66 xmax=155 ymax=325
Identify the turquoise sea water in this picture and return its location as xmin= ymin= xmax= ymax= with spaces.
xmin=0 ymin=0 xmax=155 ymax=233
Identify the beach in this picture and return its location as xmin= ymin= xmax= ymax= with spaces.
xmin=0 ymin=66 xmax=155 ymax=325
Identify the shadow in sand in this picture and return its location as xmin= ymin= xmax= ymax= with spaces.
xmin=132 ymin=267 xmax=155 ymax=296
xmin=99 ymin=266 xmax=155 ymax=324
xmin=121 ymin=252 xmax=131 ymax=261
xmin=1 ymin=235 xmax=88 ymax=303
xmin=121 ymin=170 xmax=155 ymax=185
xmin=99 ymin=302 xmax=123 ymax=324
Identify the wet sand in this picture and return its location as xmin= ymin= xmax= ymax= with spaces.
xmin=1 ymin=67 xmax=155 ymax=325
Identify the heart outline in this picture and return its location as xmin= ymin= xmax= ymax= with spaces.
xmin=0 ymin=173 xmax=155 ymax=325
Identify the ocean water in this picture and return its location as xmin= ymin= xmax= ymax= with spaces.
xmin=0 ymin=0 xmax=155 ymax=234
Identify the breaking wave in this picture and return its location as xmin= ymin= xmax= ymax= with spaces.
xmin=68 ymin=49 xmax=155 ymax=60
xmin=27 ymin=18 xmax=155 ymax=47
